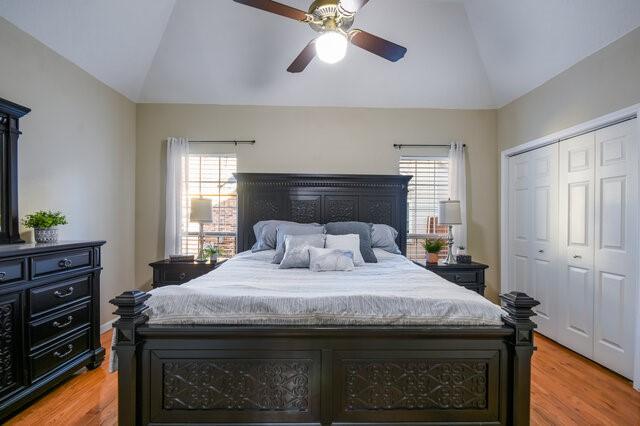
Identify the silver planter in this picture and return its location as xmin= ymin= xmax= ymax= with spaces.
xmin=34 ymin=228 xmax=58 ymax=244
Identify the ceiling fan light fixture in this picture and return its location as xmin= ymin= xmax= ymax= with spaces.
xmin=315 ymin=31 xmax=348 ymax=64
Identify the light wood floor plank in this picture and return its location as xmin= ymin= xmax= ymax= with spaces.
xmin=6 ymin=331 xmax=640 ymax=425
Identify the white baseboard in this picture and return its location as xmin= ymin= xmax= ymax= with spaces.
xmin=100 ymin=318 xmax=116 ymax=334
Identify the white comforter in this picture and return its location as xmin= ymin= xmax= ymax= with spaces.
xmin=143 ymin=249 xmax=504 ymax=326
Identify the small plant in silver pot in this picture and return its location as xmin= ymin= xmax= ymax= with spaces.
xmin=22 ymin=210 xmax=68 ymax=243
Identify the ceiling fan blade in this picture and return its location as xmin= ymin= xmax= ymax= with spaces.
xmin=338 ymin=0 xmax=370 ymax=13
xmin=233 ymin=0 xmax=309 ymax=22
xmin=287 ymin=40 xmax=316 ymax=73
xmin=349 ymin=29 xmax=407 ymax=62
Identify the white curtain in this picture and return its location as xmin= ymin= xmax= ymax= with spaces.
xmin=448 ymin=142 xmax=467 ymax=250
xmin=164 ymin=137 xmax=189 ymax=257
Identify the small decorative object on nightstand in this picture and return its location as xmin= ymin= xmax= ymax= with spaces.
xmin=417 ymin=260 xmax=488 ymax=295
xmin=438 ymin=199 xmax=462 ymax=264
xmin=190 ymin=198 xmax=213 ymax=263
xmin=150 ymin=258 xmax=226 ymax=288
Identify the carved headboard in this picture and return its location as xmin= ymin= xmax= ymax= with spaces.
xmin=235 ymin=173 xmax=412 ymax=255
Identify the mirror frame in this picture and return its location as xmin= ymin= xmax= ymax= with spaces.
xmin=0 ymin=97 xmax=30 ymax=244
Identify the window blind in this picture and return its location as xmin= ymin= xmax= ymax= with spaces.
xmin=399 ymin=156 xmax=450 ymax=261
xmin=181 ymin=154 xmax=237 ymax=256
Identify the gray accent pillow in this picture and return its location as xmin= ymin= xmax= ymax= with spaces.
xmin=273 ymin=223 xmax=325 ymax=264
xmin=371 ymin=224 xmax=401 ymax=254
xmin=309 ymin=247 xmax=355 ymax=272
xmin=251 ymin=220 xmax=298 ymax=252
xmin=279 ymin=234 xmax=326 ymax=269
xmin=324 ymin=222 xmax=377 ymax=263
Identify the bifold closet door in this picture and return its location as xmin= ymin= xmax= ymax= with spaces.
xmin=508 ymin=145 xmax=558 ymax=339
xmin=593 ymin=119 xmax=637 ymax=378
xmin=559 ymin=132 xmax=596 ymax=359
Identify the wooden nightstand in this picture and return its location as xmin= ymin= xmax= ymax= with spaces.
xmin=415 ymin=260 xmax=489 ymax=296
xmin=149 ymin=259 xmax=227 ymax=288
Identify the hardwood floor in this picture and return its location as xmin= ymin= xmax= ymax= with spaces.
xmin=6 ymin=331 xmax=640 ymax=425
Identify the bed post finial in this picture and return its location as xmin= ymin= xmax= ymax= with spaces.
xmin=111 ymin=290 xmax=150 ymax=426
xmin=500 ymin=291 xmax=539 ymax=426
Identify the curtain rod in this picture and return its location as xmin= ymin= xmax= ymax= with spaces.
xmin=189 ymin=140 xmax=255 ymax=146
xmin=394 ymin=143 xmax=465 ymax=149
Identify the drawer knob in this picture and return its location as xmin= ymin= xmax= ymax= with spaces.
xmin=0 ymin=272 xmax=5 ymax=281
xmin=573 ymin=254 xmax=582 ymax=259
xmin=455 ymin=274 xmax=461 ymax=281
xmin=58 ymin=258 xmax=73 ymax=268
xmin=53 ymin=315 xmax=74 ymax=329
xmin=53 ymin=344 xmax=74 ymax=358
xmin=178 ymin=272 xmax=187 ymax=280
xmin=53 ymin=286 xmax=74 ymax=298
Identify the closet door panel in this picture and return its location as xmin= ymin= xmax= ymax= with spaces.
xmin=508 ymin=153 xmax=531 ymax=295
xmin=593 ymin=119 xmax=637 ymax=378
xmin=529 ymin=145 xmax=559 ymax=338
xmin=559 ymin=133 xmax=595 ymax=358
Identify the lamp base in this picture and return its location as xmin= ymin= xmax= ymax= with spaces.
xmin=443 ymin=225 xmax=457 ymax=265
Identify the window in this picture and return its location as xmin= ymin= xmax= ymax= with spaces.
xmin=181 ymin=154 xmax=237 ymax=257
xmin=399 ymin=156 xmax=449 ymax=261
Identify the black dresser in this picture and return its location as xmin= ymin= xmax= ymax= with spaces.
xmin=0 ymin=240 xmax=105 ymax=420
xmin=418 ymin=261 xmax=489 ymax=296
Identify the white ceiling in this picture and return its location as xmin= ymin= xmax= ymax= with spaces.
xmin=1 ymin=0 xmax=639 ymax=108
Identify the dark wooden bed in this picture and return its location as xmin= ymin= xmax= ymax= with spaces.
xmin=111 ymin=173 xmax=539 ymax=425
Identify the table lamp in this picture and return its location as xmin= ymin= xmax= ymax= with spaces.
xmin=439 ymin=199 xmax=462 ymax=264
xmin=190 ymin=198 xmax=213 ymax=262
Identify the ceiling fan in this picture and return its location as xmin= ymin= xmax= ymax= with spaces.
xmin=233 ymin=0 xmax=407 ymax=72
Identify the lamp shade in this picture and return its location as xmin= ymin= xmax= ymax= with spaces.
xmin=190 ymin=198 xmax=213 ymax=223
xmin=438 ymin=200 xmax=462 ymax=225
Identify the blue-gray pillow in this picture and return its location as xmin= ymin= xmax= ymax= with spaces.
xmin=279 ymin=234 xmax=326 ymax=269
xmin=324 ymin=222 xmax=377 ymax=263
xmin=252 ymin=220 xmax=299 ymax=252
xmin=273 ymin=223 xmax=325 ymax=263
xmin=371 ymin=224 xmax=401 ymax=254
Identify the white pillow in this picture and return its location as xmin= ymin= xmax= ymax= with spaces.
xmin=325 ymin=234 xmax=364 ymax=266
xmin=308 ymin=247 xmax=355 ymax=272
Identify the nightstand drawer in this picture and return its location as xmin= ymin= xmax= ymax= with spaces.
xmin=439 ymin=271 xmax=478 ymax=284
xmin=31 ymin=248 xmax=92 ymax=279
xmin=162 ymin=268 xmax=204 ymax=283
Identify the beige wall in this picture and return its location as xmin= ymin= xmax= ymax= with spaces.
xmin=136 ymin=104 xmax=501 ymax=300
xmin=0 ymin=18 xmax=136 ymax=324
xmin=498 ymin=27 xmax=640 ymax=151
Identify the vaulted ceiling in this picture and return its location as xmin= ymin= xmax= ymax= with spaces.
xmin=1 ymin=0 xmax=639 ymax=108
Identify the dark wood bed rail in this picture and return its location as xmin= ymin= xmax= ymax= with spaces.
xmin=111 ymin=290 xmax=539 ymax=425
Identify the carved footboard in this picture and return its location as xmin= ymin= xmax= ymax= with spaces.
xmin=111 ymin=291 xmax=539 ymax=425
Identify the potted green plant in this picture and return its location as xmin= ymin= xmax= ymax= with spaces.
xmin=202 ymin=243 xmax=222 ymax=263
xmin=422 ymin=237 xmax=445 ymax=264
xmin=22 ymin=210 xmax=68 ymax=243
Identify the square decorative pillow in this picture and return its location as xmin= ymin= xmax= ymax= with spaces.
xmin=324 ymin=222 xmax=377 ymax=263
xmin=279 ymin=234 xmax=326 ymax=269
xmin=308 ymin=247 xmax=355 ymax=272
xmin=273 ymin=223 xmax=325 ymax=263
xmin=371 ymin=224 xmax=401 ymax=254
xmin=251 ymin=220 xmax=298 ymax=252
xmin=325 ymin=234 xmax=364 ymax=266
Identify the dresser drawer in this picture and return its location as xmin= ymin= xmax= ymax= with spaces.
xmin=29 ymin=303 xmax=91 ymax=350
xmin=0 ymin=258 xmax=26 ymax=284
xmin=439 ymin=271 xmax=478 ymax=284
xmin=31 ymin=248 xmax=92 ymax=279
xmin=161 ymin=268 xmax=205 ymax=283
xmin=29 ymin=275 xmax=91 ymax=316
xmin=30 ymin=329 xmax=90 ymax=381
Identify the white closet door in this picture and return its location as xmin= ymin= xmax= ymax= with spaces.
xmin=559 ymin=133 xmax=596 ymax=358
xmin=593 ymin=119 xmax=637 ymax=378
xmin=529 ymin=144 xmax=559 ymax=339
xmin=508 ymin=152 xmax=532 ymax=296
